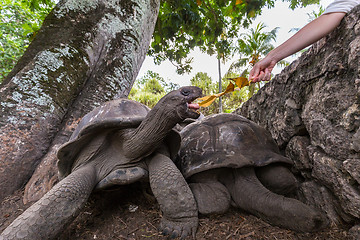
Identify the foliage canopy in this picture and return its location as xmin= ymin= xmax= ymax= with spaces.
xmin=149 ymin=0 xmax=319 ymax=74
xmin=0 ymin=0 xmax=55 ymax=82
xmin=0 ymin=0 xmax=320 ymax=83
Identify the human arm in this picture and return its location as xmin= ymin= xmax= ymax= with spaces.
xmin=249 ymin=12 xmax=346 ymax=82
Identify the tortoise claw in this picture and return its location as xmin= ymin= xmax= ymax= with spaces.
xmin=160 ymin=217 xmax=198 ymax=239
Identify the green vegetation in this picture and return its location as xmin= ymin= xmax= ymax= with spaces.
xmin=188 ymin=72 xmax=249 ymax=115
xmin=150 ymin=0 xmax=271 ymax=75
xmin=188 ymin=22 xmax=285 ymax=115
xmin=0 ymin=0 xmax=55 ymax=82
xmin=129 ymin=70 xmax=180 ymax=108
xmin=150 ymin=0 xmax=319 ymax=74
xmin=189 ymin=72 xmax=217 ymax=115
xmin=149 ymin=0 xmax=318 ymax=113
xmin=227 ymin=22 xmax=288 ymax=97
xmin=1 ymin=0 xmax=320 ymax=113
xmin=231 ymin=22 xmax=279 ymax=74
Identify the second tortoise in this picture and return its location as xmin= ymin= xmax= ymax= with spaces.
xmin=177 ymin=113 xmax=328 ymax=232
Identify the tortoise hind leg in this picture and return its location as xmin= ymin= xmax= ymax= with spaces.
xmin=189 ymin=182 xmax=231 ymax=215
xmin=223 ymin=167 xmax=328 ymax=232
xmin=255 ymin=163 xmax=298 ymax=196
xmin=0 ymin=165 xmax=97 ymax=240
xmin=189 ymin=170 xmax=231 ymax=215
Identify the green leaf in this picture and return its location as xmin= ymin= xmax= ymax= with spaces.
xmin=0 ymin=0 xmax=55 ymax=83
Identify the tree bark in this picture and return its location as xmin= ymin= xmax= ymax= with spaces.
xmin=218 ymin=58 xmax=222 ymax=113
xmin=0 ymin=0 xmax=160 ymax=203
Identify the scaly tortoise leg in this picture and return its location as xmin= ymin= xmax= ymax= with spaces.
xmin=255 ymin=163 xmax=298 ymax=196
xmin=0 ymin=165 xmax=97 ymax=240
xmin=223 ymin=167 xmax=328 ymax=232
xmin=188 ymin=170 xmax=231 ymax=215
xmin=148 ymin=152 xmax=198 ymax=239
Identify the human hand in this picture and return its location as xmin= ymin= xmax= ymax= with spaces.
xmin=248 ymin=57 xmax=277 ymax=82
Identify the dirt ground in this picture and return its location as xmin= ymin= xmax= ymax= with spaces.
xmin=0 ymin=183 xmax=353 ymax=240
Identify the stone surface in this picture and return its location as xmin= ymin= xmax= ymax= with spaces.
xmin=348 ymin=224 xmax=360 ymax=240
xmin=236 ymin=5 xmax=360 ymax=231
xmin=298 ymin=181 xmax=352 ymax=225
xmin=285 ymin=136 xmax=312 ymax=178
xmin=309 ymin=147 xmax=360 ymax=219
xmin=343 ymin=158 xmax=360 ymax=185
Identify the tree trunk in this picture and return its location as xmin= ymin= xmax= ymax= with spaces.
xmin=218 ymin=58 xmax=222 ymax=113
xmin=0 ymin=0 xmax=160 ymax=203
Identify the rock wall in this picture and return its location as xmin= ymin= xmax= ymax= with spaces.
xmin=236 ymin=5 xmax=360 ymax=237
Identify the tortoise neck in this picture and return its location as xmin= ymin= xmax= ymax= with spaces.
xmin=123 ymin=105 xmax=180 ymax=160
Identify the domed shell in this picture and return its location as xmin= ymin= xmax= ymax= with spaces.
xmin=57 ymin=99 xmax=150 ymax=178
xmin=177 ymin=113 xmax=292 ymax=179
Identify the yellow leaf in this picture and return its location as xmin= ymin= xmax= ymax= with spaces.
xmin=197 ymin=95 xmax=218 ymax=107
xmin=236 ymin=0 xmax=243 ymax=5
xmin=223 ymin=82 xmax=235 ymax=93
xmin=196 ymin=78 xmax=251 ymax=108
xmin=196 ymin=0 xmax=202 ymax=6
xmin=228 ymin=77 xmax=251 ymax=88
xmin=197 ymin=82 xmax=235 ymax=107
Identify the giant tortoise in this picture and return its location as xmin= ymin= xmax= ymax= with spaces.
xmin=0 ymin=86 xmax=202 ymax=240
xmin=177 ymin=113 xmax=328 ymax=232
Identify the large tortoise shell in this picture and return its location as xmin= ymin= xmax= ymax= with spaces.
xmin=177 ymin=113 xmax=292 ymax=179
xmin=57 ymin=99 xmax=150 ymax=178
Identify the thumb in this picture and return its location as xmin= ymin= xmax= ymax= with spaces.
xmin=249 ymin=66 xmax=259 ymax=81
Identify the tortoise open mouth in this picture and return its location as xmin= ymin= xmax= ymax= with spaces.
xmin=182 ymin=86 xmax=202 ymax=114
xmin=187 ymin=102 xmax=200 ymax=112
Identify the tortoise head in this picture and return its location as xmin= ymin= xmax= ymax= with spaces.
xmin=154 ymin=86 xmax=202 ymax=121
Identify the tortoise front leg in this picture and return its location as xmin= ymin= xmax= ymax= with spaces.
xmin=148 ymin=153 xmax=198 ymax=239
xmin=0 ymin=165 xmax=97 ymax=240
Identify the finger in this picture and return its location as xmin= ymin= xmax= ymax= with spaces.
xmin=248 ymin=73 xmax=256 ymax=81
xmin=251 ymin=71 xmax=264 ymax=83
xmin=264 ymin=68 xmax=271 ymax=81
xmin=251 ymin=77 xmax=259 ymax=83
xmin=258 ymin=70 xmax=265 ymax=82
xmin=249 ymin=66 xmax=259 ymax=81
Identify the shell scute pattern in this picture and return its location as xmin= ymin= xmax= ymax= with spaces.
xmin=178 ymin=113 xmax=292 ymax=179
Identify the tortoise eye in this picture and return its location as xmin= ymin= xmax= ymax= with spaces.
xmin=181 ymin=89 xmax=190 ymax=96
